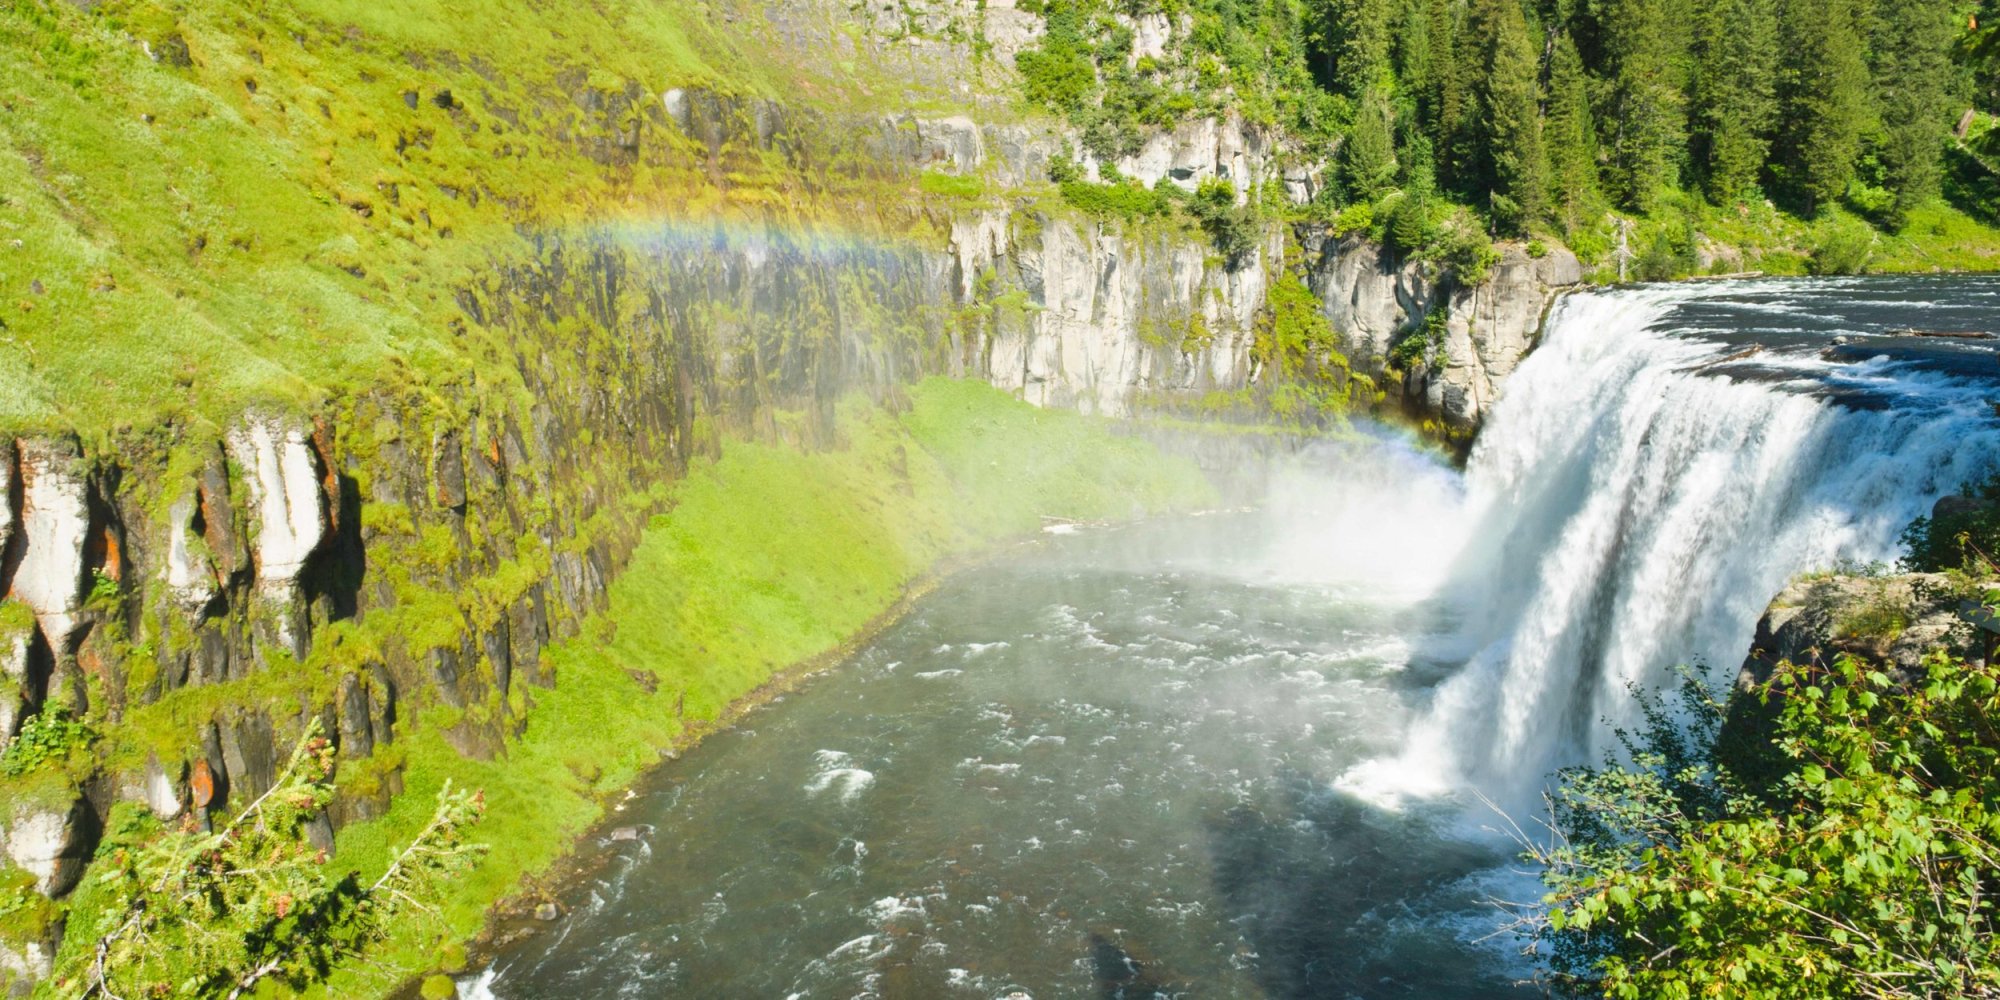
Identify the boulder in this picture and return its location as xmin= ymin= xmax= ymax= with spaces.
xmin=1738 ymin=574 xmax=1974 ymax=690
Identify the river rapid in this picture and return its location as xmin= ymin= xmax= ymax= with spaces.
xmin=468 ymin=277 xmax=2000 ymax=999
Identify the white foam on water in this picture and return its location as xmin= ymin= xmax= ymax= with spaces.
xmin=805 ymin=749 xmax=876 ymax=803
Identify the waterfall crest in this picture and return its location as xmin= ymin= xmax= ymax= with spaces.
xmin=1345 ymin=279 xmax=2000 ymax=807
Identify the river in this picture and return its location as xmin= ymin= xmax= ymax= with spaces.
xmin=467 ymin=277 xmax=2000 ymax=998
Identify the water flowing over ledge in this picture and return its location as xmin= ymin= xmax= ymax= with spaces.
xmin=1343 ymin=277 xmax=2000 ymax=809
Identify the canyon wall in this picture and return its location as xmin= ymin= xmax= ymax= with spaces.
xmin=0 ymin=56 xmax=1581 ymax=997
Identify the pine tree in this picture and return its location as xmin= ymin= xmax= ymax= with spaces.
xmin=1776 ymin=0 xmax=1872 ymax=213
xmin=1427 ymin=0 xmax=1473 ymax=191
xmin=1597 ymin=0 xmax=1691 ymax=214
xmin=1343 ymin=84 xmax=1403 ymax=200
xmin=1545 ymin=32 xmax=1602 ymax=229
xmin=1481 ymin=0 xmax=1550 ymax=232
xmin=1396 ymin=0 xmax=1435 ymax=107
xmin=1314 ymin=0 xmax=1398 ymax=97
xmin=1691 ymin=0 xmax=1779 ymax=203
xmin=1870 ymin=0 xmax=1959 ymax=220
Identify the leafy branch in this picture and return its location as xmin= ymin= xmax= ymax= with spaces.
xmin=61 ymin=721 xmax=485 ymax=999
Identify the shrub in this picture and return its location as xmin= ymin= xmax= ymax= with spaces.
xmin=1330 ymin=201 xmax=1374 ymax=238
xmin=0 ymin=706 xmax=94 ymax=778
xmin=1187 ymin=178 xmax=1262 ymax=262
xmin=1056 ymin=177 xmax=1172 ymax=221
xmin=1530 ymin=654 xmax=2000 ymax=999
xmin=57 ymin=723 xmax=486 ymax=999
xmin=1900 ymin=470 xmax=2000 ymax=574
xmin=1808 ymin=214 xmax=1877 ymax=275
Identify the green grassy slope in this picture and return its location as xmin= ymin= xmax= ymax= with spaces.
xmin=0 ymin=0 xmax=983 ymax=439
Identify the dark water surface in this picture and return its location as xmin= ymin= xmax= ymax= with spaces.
xmin=468 ymin=512 xmax=1532 ymax=999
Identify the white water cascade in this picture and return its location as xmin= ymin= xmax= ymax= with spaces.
xmin=1344 ymin=280 xmax=2000 ymax=808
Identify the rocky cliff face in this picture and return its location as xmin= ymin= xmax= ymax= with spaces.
xmin=1308 ymin=234 xmax=1585 ymax=434
xmin=0 ymin=69 xmax=1589 ymax=993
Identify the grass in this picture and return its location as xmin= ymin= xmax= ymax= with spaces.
xmin=219 ymin=378 xmax=1215 ymax=994
xmin=1566 ymin=193 xmax=2000 ymax=282
xmin=0 ymin=0 xmax=991 ymax=441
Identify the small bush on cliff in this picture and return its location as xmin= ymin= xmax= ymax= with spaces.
xmin=1187 ymin=178 xmax=1262 ymax=263
xmin=1525 ymin=653 xmax=2000 ymax=999
xmin=1901 ymin=471 xmax=2000 ymax=575
xmin=0 ymin=707 xmax=94 ymax=778
xmin=57 ymin=723 xmax=484 ymax=999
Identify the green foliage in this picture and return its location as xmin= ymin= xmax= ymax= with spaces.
xmin=1901 ymin=471 xmax=2000 ymax=574
xmin=0 ymin=0 xmax=983 ymax=440
xmin=1474 ymin=0 xmax=1547 ymax=234
xmin=1634 ymin=214 xmax=1701 ymax=282
xmin=0 ymin=865 xmax=58 ymax=946
xmin=1014 ymin=0 xmax=1336 ymax=149
xmin=918 ymin=170 xmax=986 ymax=200
xmin=1341 ymin=86 xmax=1400 ymax=203
xmin=1545 ymin=33 xmax=1602 ymax=232
xmin=1692 ymin=0 xmax=1780 ymax=204
xmin=1808 ymin=212 xmax=1878 ymax=275
xmin=1776 ymin=0 xmax=1873 ymax=214
xmin=1187 ymin=178 xmax=1262 ymax=261
xmin=1055 ymin=174 xmax=1174 ymax=221
xmin=1597 ymin=0 xmax=1690 ymax=214
xmin=1870 ymin=2 xmax=1960 ymax=222
xmin=1015 ymin=0 xmax=1096 ymax=114
xmin=0 ymin=706 xmax=95 ymax=778
xmin=1390 ymin=305 xmax=1450 ymax=372
xmin=1249 ymin=244 xmax=1364 ymax=424
xmin=58 ymin=723 xmax=484 ymax=998
xmin=1534 ymin=652 xmax=2000 ymax=999
xmin=1014 ymin=0 xmax=2000 ymax=271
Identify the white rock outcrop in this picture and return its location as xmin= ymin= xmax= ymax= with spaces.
xmin=0 ymin=935 xmax=54 ymax=983
xmin=914 ymin=115 xmax=985 ymax=175
xmin=225 ymin=419 xmax=326 ymax=588
xmin=1419 ymin=245 xmax=1585 ymax=430
xmin=4 ymin=801 xmax=86 ymax=896
xmin=1305 ymin=237 xmax=1585 ymax=431
xmin=0 ymin=442 xmax=14 ymax=561
xmin=0 ymin=613 xmax=33 ymax=744
xmin=8 ymin=441 xmax=89 ymax=648
xmin=972 ymin=215 xmax=1266 ymax=416
xmin=143 ymin=755 xmax=182 ymax=819
xmin=1312 ymin=238 xmax=1436 ymax=365
xmin=161 ymin=493 xmax=218 ymax=613
xmin=1090 ymin=114 xmax=1270 ymax=202
xmin=1123 ymin=12 xmax=1174 ymax=65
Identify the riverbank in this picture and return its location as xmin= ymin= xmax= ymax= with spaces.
xmin=255 ymin=378 xmax=1219 ymax=995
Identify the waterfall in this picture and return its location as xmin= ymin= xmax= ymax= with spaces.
xmin=1344 ymin=279 xmax=2000 ymax=808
